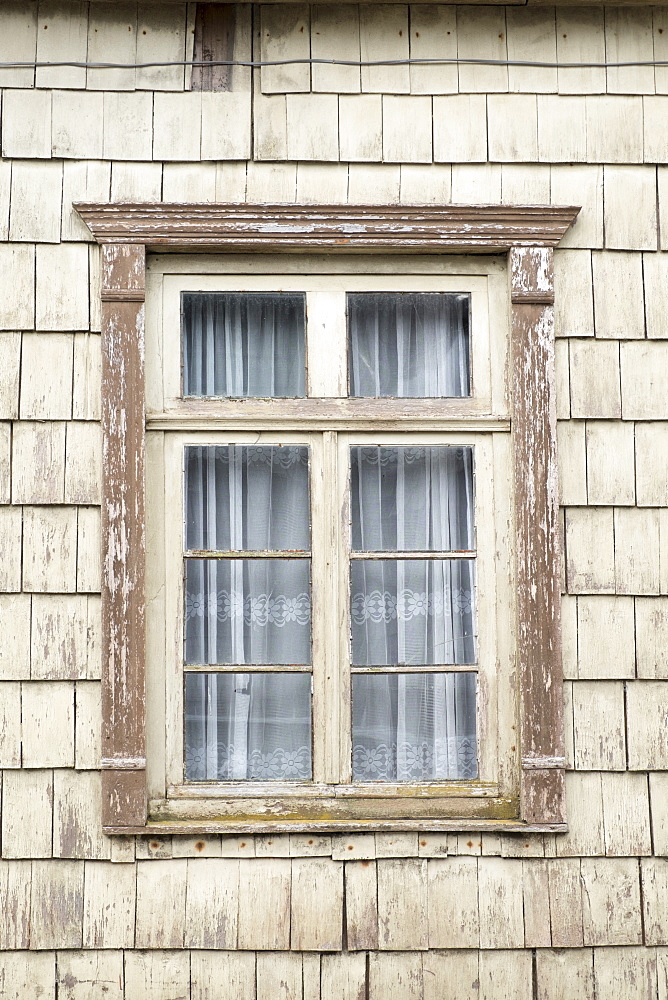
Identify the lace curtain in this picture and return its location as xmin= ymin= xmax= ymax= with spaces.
xmin=185 ymin=444 xmax=310 ymax=552
xmin=181 ymin=294 xmax=477 ymax=784
xmin=351 ymin=446 xmax=478 ymax=781
xmin=183 ymin=290 xmax=469 ymax=399
xmin=184 ymin=446 xmax=312 ymax=781
xmin=186 ymin=672 xmax=311 ymax=781
xmin=352 ymin=673 xmax=477 ymax=781
xmin=348 ymin=292 xmax=470 ymax=397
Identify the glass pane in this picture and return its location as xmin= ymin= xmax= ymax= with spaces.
xmin=348 ymin=292 xmax=470 ymax=398
xmin=182 ymin=292 xmax=306 ymax=398
xmin=352 ymin=672 xmax=477 ymax=781
xmin=351 ymin=446 xmax=474 ymax=552
xmin=351 ymin=559 xmax=475 ymax=665
xmin=185 ymin=445 xmax=310 ymax=552
xmin=185 ymin=559 xmax=311 ymax=665
xmin=185 ymin=672 xmax=312 ymax=781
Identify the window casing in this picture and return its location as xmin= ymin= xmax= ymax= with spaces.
xmin=75 ymin=202 xmax=577 ymax=834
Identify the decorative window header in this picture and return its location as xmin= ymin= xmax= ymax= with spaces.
xmin=75 ymin=203 xmax=579 ymax=254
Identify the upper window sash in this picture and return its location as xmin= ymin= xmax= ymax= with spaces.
xmin=148 ymin=270 xmax=501 ymax=416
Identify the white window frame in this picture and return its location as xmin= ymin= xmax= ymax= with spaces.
xmin=144 ymin=256 xmax=517 ymax=828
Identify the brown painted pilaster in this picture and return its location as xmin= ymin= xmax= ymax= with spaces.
xmin=100 ymin=242 xmax=147 ymax=828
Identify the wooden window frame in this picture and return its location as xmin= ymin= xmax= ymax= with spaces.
xmin=150 ymin=260 xmax=507 ymax=826
xmin=75 ymin=203 xmax=579 ymax=835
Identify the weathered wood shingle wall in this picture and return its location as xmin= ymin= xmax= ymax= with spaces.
xmin=1 ymin=2 xmax=668 ymax=997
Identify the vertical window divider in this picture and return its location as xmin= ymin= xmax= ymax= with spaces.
xmin=469 ymin=434 xmax=499 ymax=787
xmin=336 ymin=431 xmax=352 ymax=784
xmin=145 ymin=429 xmax=167 ymax=803
xmin=165 ymin=431 xmax=187 ymax=790
xmin=310 ymin=431 xmax=329 ymax=784
xmin=306 ymin=290 xmax=348 ymax=398
xmin=490 ymin=429 xmax=515 ymax=794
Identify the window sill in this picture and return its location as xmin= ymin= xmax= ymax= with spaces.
xmin=166 ymin=781 xmax=498 ymax=798
xmin=142 ymin=787 xmax=519 ymax=830
xmin=107 ymin=800 xmax=567 ymax=837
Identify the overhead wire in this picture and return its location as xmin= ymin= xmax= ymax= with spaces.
xmin=0 ymin=56 xmax=668 ymax=69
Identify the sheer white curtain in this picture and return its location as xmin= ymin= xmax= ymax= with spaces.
xmin=352 ymin=673 xmax=477 ymax=781
xmin=348 ymin=293 xmax=470 ymax=398
xmin=350 ymin=447 xmax=478 ymax=781
xmin=184 ymin=446 xmax=312 ymax=781
xmin=185 ymin=672 xmax=311 ymax=781
xmin=182 ymin=292 xmax=305 ymax=397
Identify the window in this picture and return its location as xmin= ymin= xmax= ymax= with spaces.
xmin=148 ymin=261 xmax=510 ymax=824
xmin=76 ymin=203 xmax=578 ymax=833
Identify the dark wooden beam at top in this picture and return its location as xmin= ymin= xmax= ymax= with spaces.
xmin=191 ymin=3 xmax=237 ymax=92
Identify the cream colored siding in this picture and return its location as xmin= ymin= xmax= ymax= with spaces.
xmin=1 ymin=0 xmax=668 ymax=994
